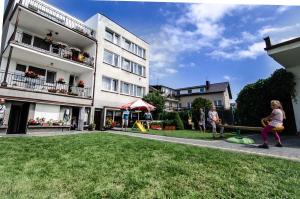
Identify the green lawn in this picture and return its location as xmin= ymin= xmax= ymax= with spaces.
xmin=0 ymin=133 xmax=299 ymax=199
xmin=130 ymin=129 xmax=236 ymax=140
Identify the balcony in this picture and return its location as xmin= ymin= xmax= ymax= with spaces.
xmin=0 ymin=72 xmax=91 ymax=98
xmin=19 ymin=0 xmax=96 ymax=39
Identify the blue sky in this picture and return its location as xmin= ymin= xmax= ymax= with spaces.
xmin=19 ymin=1 xmax=300 ymax=100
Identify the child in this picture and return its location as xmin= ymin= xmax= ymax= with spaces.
xmin=198 ymin=108 xmax=206 ymax=132
xmin=259 ymin=100 xmax=285 ymax=149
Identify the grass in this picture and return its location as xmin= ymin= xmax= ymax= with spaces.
xmin=130 ymin=129 xmax=236 ymax=140
xmin=0 ymin=132 xmax=299 ymax=198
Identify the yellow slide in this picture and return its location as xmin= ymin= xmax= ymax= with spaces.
xmin=133 ymin=121 xmax=147 ymax=133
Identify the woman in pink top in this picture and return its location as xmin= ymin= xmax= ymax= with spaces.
xmin=258 ymin=100 xmax=285 ymax=149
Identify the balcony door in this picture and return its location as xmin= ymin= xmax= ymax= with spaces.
xmin=7 ymin=102 xmax=30 ymax=134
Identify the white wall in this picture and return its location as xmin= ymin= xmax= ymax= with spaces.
xmin=34 ymin=104 xmax=60 ymax=121
xmin=0 ymin=0 xmax=4 ymax=51
xmin=87 ymin=14 xmax=150 ymax=109
xmin=287 ymin=66 xmax=300 ymax=132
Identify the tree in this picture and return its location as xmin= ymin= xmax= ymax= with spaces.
xmin=143 ymin=91 xmax=165 ymax=119
xmin=236 ymin=69 xmax=296 ymax=134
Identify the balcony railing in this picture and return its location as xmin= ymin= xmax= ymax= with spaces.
xmin=20 ymin=0 xmax=96 ymax=39
xmin=0 ymin=72 xmax=91 ymax=98
xmin=13 ymin=31 xmax=95 ymax=68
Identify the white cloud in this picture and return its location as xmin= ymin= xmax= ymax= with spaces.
xmin=259 ymin=23 xmax=300 ymax=37
xmin=277 ymin=6 xmax=291 ymax=13
xmin=223 ymin=75 xmax=231 ymax=81
xmin=254 ymin=17 xmax=275 ymax=23
xmin=209 ymin=41 xmax=265 ymax=60
xmin=150 ymin=4 xmax=242 ymax=78
xmin=165 ymin=68 xmax=178 ymax=74
xmin=218 ymin=38 xmax=242 ymax=49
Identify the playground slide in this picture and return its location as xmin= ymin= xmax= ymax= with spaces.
xmin=134 ymin=121 xmax=147 ymax=133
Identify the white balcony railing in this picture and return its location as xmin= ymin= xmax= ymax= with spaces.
xmin=20 ymin=0 xmax=96 ymax=39
xmin=13 ymin=31 xmax=95 ymax=68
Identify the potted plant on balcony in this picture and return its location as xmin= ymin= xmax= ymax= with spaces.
xmin=58 ymin=89 xmax=67 ymax=94
xmin=57 ymin=78 xmax=66 ymax=84
xmin=77 ymin=80 xmax=85 ymax=88
xmin=25 ymin=71 xmax=39 ymax=79
xmin=48 ymin=88 xmax=57 ymax=93
xmin=28 ymin=119 xmax=40 ymax=126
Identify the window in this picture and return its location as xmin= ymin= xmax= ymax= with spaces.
xmin=214 ymin=100 xmax=223 ymax=107
xmin=105 ymin=29 xmax=113 ymax=42
xmin=178 ymin=103 xmax=182 ymax=108
xmin=22 ymin=33 xmax=32 ymax=45
xmin=200 ymin=87 xmax=206 ymax=93
xmin=28 ymin=66 xmax=46 ymax=76
xmin=121 ymin=82 xmax=131 ymax=95
xmin=46 ymin=71 xmax=56 ymax=83
xmin=188 ymin=89 xmax=192 ymax=94
xmin=187 ymin=102 xmax=192 ymax=109
xmin=124 ymin=39 xmax=131 ymax=51
xmin=103 ymin=50 xmax=119 ymax=67
xmin=102 ymin=76 xmax=118 ymax=92
xmin=105 ymin=28 xmax=120 ymax=45
xmin=33 ymin=36 xmax=50 ymax=51
xmin=135 ymin=86 xmax=143 ymax=97
xmin=122 ymin=58 xmax=131 ymax=71
xmin=16 ymin=64 xmax=26 ymax=73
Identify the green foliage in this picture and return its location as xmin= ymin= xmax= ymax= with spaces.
xmin=236 ymin=69 xmax=296 ymax=134
xmin=192 ymin=97 xmax=212 ymax=111
xmin=161 ymin=112 xmax=185 ymax=130
xmin=143 ymin=91 xmax=165 ymax=119
xmin=178 ymin=110 xmax=191 ymax=129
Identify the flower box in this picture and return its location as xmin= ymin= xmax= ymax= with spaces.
xmin=25 ymin=71 xmax=39 ymax=79
xmin=48 ymin=88 xmax=57 ymax=93
xmin=164 ymin=126 xmax=176 ymax=130
xmin=77 ymin=80 xmax=85 ymax=88
xmin=57 ymin=78 xmax=66 ymax=84
xmin=150 ymin=124 xmax=162 ymax=130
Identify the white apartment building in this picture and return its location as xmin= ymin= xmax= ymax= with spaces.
xmin=85 ymin=14 xmax=149 ymax=129
xmin=0 ymin=0 xmax=149 ymax=133
xmin=0 ymin=0 xmax=97 ymax=133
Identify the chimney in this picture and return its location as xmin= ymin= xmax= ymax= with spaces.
xmin=205 ymin=80 xmax=210 ymax=90
xmin=264 ymin=36 xmax=272 ymax=49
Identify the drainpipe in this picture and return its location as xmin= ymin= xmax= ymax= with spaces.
xmin=1 ymin=8 xmax=21 ymax=87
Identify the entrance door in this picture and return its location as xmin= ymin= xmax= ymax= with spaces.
xmin=94 ymin=109 xmax=102 ymax=130
xmin=7 ymin=102 xmax=30 ymax=134
xmin=71 ymin=107 xmax=79 ymax=130
xmin=69 ymin=75 xmax=75 ymax=93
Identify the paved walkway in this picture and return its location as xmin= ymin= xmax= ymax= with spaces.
xmin=1 ymin=130 xmax=299 ymax=162
xmin=107 ymin=131 xmax=300 ymax=162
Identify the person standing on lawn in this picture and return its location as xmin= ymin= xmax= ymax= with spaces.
xmin=122 ymin=108 xmax=130 ymax=131
xmin=144 ymin=109 xmax=153 ymax=131
xmin=259 ymin=100 xmax=285 ymax=149
xmin=198 ymin=108 xmax=206 ymax=132
xmin=0 ymin=98 xmax=6 ymax=126
xmin=208 ymin=106 xmax=224 ymax=138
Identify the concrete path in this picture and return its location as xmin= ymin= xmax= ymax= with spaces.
xmin=107 ymin=131 xmax=300 ymax=162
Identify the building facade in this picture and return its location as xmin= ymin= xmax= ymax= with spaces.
xmin=85 ymin=14 xmax=149 ymax=129
xmin=150 ymin=85 xmax=179 ymax=112
xmin=0 ymin=0 xmax=150 ymax=133
xmin=151 ymin=81 xmax=232 ymax=111
xmin=0 ymin=0 xmax=97 ymax=133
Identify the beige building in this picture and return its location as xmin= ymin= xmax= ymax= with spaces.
xmin=177 ymin=81 xmax=232 ymax=110
xmin=85 ymin=14 xmax=149 ymax=129
xmin=264 ymin=36 xmax=300 ymax=133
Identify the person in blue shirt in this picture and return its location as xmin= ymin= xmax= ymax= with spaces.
xmin=122 ymin=108 xmax=130 ymax=131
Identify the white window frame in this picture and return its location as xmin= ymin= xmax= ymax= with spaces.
xmin=105 ymin=28 xmax=121 ymax=46
xmin=103 ymin=49 xmax=119 ymax=67
xmin=102 ymin=76 xmax=119 ymax=92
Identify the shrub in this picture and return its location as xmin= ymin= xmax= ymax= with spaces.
xmin=236 ymin=69 xmax=297 ymax=134
xmin=143 ymin=91 xmax=165 ymax=120
xmin=161 ymin=112 xmax=184 ymax=130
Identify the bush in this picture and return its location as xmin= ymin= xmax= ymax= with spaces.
xmin=161 ymin=111 xmax=184 ymax=130
xmin=143 ymin=91 xmax=165 ymax=120
xmin=236 ymin=69 xmax=297 ymax=134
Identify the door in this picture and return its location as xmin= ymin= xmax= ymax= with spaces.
xmin=7 ymin=102 xmax=30 ymax=134
xmin=69 ymin=75 xmax=75 ymax=93
xmin=94 ymin=109 xmax=102 ymax=130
